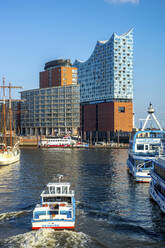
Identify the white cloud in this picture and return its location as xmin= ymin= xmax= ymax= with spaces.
xmin=105 ymin=0 xmax=139 ymax=4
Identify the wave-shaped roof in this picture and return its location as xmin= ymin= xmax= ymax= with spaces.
xmin=74 ymin=28 xmax=133 ymax=65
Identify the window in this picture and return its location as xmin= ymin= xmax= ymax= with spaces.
xmin=62 ymin=186 xmax=68 ymax=194
xmin=50 ymin=186 xmax=55 ymax=194
xmin=57 ymin=187 xmax=61 ymax=194
xmin=137 ymin=144 xmax=144 ymax=150
xmin=118 ymin=106 xmax=125 ymax=112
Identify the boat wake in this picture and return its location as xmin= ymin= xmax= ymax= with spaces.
xmin=0 ymin=210 xmax=31 ymax=222
xmin=0 ymin=229 xmax=94 ymax=248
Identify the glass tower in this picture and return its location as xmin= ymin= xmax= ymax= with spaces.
xmin=74 ymin=29 xmax=133 ymax=103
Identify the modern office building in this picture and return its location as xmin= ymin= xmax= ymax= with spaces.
xmin=74 ymin=29 xmax=133 ymax=142
xmin=20 ymin=60 xmax=80 ymax=136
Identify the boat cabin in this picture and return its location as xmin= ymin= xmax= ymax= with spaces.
xmin=131 ymin=131 xmax=165 ymax=155
xmin=41 ymin=182 xmax=74 ymax=205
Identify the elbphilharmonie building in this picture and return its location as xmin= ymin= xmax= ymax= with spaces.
xmin=74 ymin=29 xmax=133 ymax=141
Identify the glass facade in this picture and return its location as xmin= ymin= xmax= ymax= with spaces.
xmin=74 ymin=29 xmax=133 ymax=103
xmin=20 ymin=85 xmax=80 ymax=136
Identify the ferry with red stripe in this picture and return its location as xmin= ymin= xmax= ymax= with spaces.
xmin=32 ymin=175 xmax=75 ymax=230
xmin=39 ymin=136 xmax=76 ymax=148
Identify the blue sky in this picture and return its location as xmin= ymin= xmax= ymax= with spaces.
xmin=0 ymin=0 xmax=165 ymax=127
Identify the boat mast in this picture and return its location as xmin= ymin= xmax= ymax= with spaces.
xmin=0 ymin=79 xmax=23 ymax=148
xmin=142 ymin=103 xmax=163 ymax=131
xmin=2 ymin=77 xmax=6 ymax=149
xmin=9 ymin=82 xmax=12 ymax=147
xmin=7 ymin=83 xmax=23 ymax=147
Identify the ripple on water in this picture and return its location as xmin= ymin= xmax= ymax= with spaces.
xmin=0 ymin=229 xmax=99 ymax=248
xmin=0 ymin=210 xmax=31 ymax=222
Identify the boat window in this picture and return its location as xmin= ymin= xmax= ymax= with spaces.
xmin=36 ymin=211 xmax=46 ymax=215
xmin=60 ymin=210 xmax=68 ymax=215
xmin=50 ymin=186 xmax=55 ymax=194
xmin=62 ymin=186 xmax=68 ymax=194
xmin=150 ymin=133 xmax=157 ymax=138
xmin=43 ymin=197 xmax=56 ymax=202
xmin=137 ymin=144 xmax=144 ymax=150
xmin=48 ymin=210 xmax=58 ymax=215
xmin=150 ymin=144 xmax=160 ymax=151
xmin=145 ymin=145 xmax=148 ymax=150
xmin=57 ymin=187 xmax=61 ymax=194
xmin=34 ymin=211 xmax=46 ymax=219
xmin=43 ymin=196 xmax=71 ymax=203
xmin=144 ymin=133 xmax=149 ymax=137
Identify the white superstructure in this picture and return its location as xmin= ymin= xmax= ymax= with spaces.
xmin=32 ymin=176 xmax=75 ymax=229
xmin=127 ymin=103 xmax=165 ymax=182
xmin=39 ymin=136 xmax=76 ymax=148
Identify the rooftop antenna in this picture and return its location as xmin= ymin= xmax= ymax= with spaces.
xmin=142 ymin=103 xmax=162 ymax=131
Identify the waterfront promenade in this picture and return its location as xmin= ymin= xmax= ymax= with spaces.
xmin=19 ymin=136 xmax=129 ymax=148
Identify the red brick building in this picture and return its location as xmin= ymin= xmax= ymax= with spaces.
xmin=40 ymin=59 xmax=77 ymax=88
xmin=81 ymin=101 xmax=133 ymax=143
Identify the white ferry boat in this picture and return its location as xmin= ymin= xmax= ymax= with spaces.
xmin=150 ymin=157 xmax=165 ymax=213
xmin=32 ymin=176 xmax=75 ymax=230
xmin=39 ymin=136 xmax=76 ymax=148
xmin=127 ymin=103 xmax=165 ymax=182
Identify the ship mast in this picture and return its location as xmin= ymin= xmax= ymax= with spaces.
xmin=142 ymin=103 xmax=163 ymax=131
xmin=2 ymin=77 xmax=7 ymax=148
xmin=0 ymin=79 xmax=22 ymax=148
xmin=9 ymin=82 xmax=13 ymax=147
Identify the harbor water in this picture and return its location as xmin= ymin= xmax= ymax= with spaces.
xmin=0 ymin=148 xmax=165 ymax=248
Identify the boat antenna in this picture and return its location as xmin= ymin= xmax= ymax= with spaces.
xmin=142 ymin=103 xmax=162 ymax=131
xmin=57 ymin=174 xmax=64 ymax=182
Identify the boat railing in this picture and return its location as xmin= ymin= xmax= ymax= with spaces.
xmin=136 ymin=152 xmax=165 ymax=171
xmin=42 ymin=189 xmax=74 ymax=195
xmin=131 ymin=151 xmax=159 ymax=157
xmin=137 ymin=159 xmax=153 ymax=170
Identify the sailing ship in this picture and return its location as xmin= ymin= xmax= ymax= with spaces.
xmin=0 ymin=78 xmax=22 ymax=165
